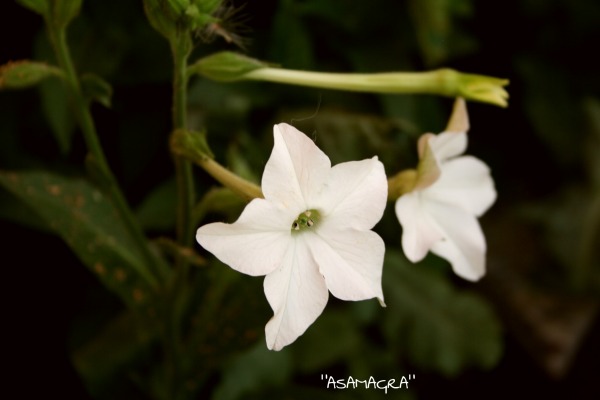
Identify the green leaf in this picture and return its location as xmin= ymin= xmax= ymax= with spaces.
xmin=72 ymin=311 xmax=159 ymax=398
xmin=39 ymin=77 xmax=76 ymax=154
xmin=135 ymin=179 xmax=177 ymax=231
xmin=269 ymin=0 xmax=314 ymax=70
xmin=16 ymin=0 xmax=48 ymax=15
xmin=408 ymin=0 xmax=475 ymax=67
xmin=192 ymin=187 xmax=246 ymax=227
xmin=0 ymin=60 xmax=63 ymax=90
xmin=291 ymin=310 xmax=362 ymax=374
xmin=50 ymin=0 xmax=83 ymax=28
xmin=0 ymin=171 xmax=157 ymax=312
xmin=213 ymin=342 xmax=293 ymax=400
xmin=81 ymin=73 xmax=113 ymax=108
xmin=383 ymin=250 xmax=502 ymax=376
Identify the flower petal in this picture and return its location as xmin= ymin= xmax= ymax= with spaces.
xmin=424 ymin=199 xmax=487 ymax=281
xmin=264 ymin=235 xmax=328 ymax=350
xmin=310 ymin=227 xmax=385 ymax=304
xmin=261 ymin=123 xmax=331 ymax=212
xmin=317 ymin=157 xmax=387 ymax=230
xmin=428 ymin=131 xmax=468 ymax=162
xmin=395 ymin=191 xmax=444 ymax=262
xmin=196 ymin=198 xmax=292 ymax=276
xmin=424 ymin=155 xmax=496 ymax=216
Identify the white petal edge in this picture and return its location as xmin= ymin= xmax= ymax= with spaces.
xmin=264 ymin=234 xmax=329 ymax=350
xmin=395 ymin=192 xmax=444 ymax=262
xmin=424 ymin=199 xmax=487 ymax=281
xmin=317 ymin=157 xmax=387 ymax=231
xmin=261 ymin=123 xmax=331 ymax=212
xmin=196 ymin=198 xmax=292 ymax=276
xmin=310 ymin=227 xmax=385 ymax=305
xmin=428 ymin=131 xmax=468 ymax=162
xmin=424 ymin=155 xmax=496 ymax=217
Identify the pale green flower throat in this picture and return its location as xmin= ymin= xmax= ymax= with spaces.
xmin=291 ymin=209 xmax=321 ymax=232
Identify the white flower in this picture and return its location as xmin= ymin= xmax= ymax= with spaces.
xmin=196 ymin=123 xmax=387 ymax=350
xmin=394 ymin=100 xmax=496 ymax=281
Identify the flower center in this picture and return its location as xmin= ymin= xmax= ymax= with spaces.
xmin=291 ymin=209 xmax=321 ymax=232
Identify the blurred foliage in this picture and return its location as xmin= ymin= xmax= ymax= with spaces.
xmin=2 ymin=0 xmax=600 ymax=399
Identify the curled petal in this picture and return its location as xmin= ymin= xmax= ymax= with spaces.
xmin=196 ymin=198 xmax=292 ymax=276
xmin=310 ymin=227 xmax=385 ymax=305
xmin=262 ymin=123 xmax=331 ymax=212
xmin=264 ymin=235 xmax=329 ymax=350
xmin=395 ymin=192 xmax=444 ymax=262
xmin=424 ymin=199 xmax=487 ymax=281
xmin=424 ymin=156 xmax=497 ymax=216
xmin=317 ymin=157 xmax=387 ymax=230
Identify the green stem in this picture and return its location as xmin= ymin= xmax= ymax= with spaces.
xmin=171 ymin=38 xmax=195 ymax=265
xmin=195 ymin=157 xmax=263 ymax=200
xmin=47 ymin=23 xmax=162 ymax=289
xmin=244 ymin=67 xmax=509 ymax=107
xmin=166 ymin=33 xmax=195 ymax=400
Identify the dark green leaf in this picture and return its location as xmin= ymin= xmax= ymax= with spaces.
xmin=0 ymin=60 xmax=63 ymax=90
xmin=16 ymin=0 xmax=48 ymax=15
xmin=72 ymin=311 xmax=159 ymax=398
xmin=135 ymin=179 xmax=177 ymax=232
xmin=0 ymin=171 xmax=157 ymax=312
xmin=51 ymin=0 xmax=83 ymax=28
xmin=39 ymin=77 xmax=76 ymax=154
xmin=213 ymin=342 xmax=293 ymax=400
xmin=81 ymin=73 xmax=113 ymax=108
xmin=383 ymin=250 xmax=502 ymax=376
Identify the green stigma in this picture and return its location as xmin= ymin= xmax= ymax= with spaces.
xmin=291 ymin=209 xmax=321 ymax=232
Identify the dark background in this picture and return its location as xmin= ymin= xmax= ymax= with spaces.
xmin=2 ymin=0 xmax=599 ymax=399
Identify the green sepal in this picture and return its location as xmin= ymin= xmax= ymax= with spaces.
xmin=170 ymin=128 xmax=214 ymax=161
xmin=194 ymin=0 xmax=222 ymax=14
xmin=0 ymin=60 xmax=63 ymax=90
xmin=81 ymin=73 xmax=113 ymax=108
xmin=188 ymin=51 xmax=271 ymax=82
xmin=143 ymin=0 xmax=178 ymax=40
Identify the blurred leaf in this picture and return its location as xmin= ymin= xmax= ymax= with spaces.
xmin=213 ymin=342 xmax=293 ymax=400
xmin=291 ymin=309 xmax=362 ymax=374
xmin=524 ymin=186 xmax=600 ymax=291
xmin=136 ymin=178 xmax=177 ymax=232
xmin=16 ymin=0 xmax=48 ymax=15
xmin=39 ymin=76 xmax=76 ymax=154
xmin=184 ymin=264 xmax=270 ymax=396
xmin=192 ymin=187 xmax=246 ymax=226
xmin=0 ymin=171 xmax=157 ymax=312
xmin=72 ymin=311 xmax=158 ymax=398
xmin=583 ymin=97 xmax=600 ymax=188
xmin=269 ymin=0 xmax=314 ymax=69
xmin=383 ymin=250 xmax=502 ymax=376
xmin=518 ymin=58 xmax=585 ymax=166
xmin=50 ymin=0 xmax=83 ymax=28
xmin=81 ymin=73 xmax=113 ymax=107
xmin=0 ymin=60 xmax=63 ymax=90
xmin=409 ymin=0 xmax=476 ymax=66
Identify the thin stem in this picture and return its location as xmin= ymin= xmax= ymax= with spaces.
xmin=166 ymin=33 xmax=195 ymax=400
xmin=195 ymin=157 xmax=263 ymax=200
xmin=47 ymin=24 xmax=162 ymax=289
xmin=171 ymin=39 xmax=195 ymax=263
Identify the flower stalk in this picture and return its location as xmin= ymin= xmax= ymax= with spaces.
xmin=189 ymin=52 xmax=509 ymax=107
